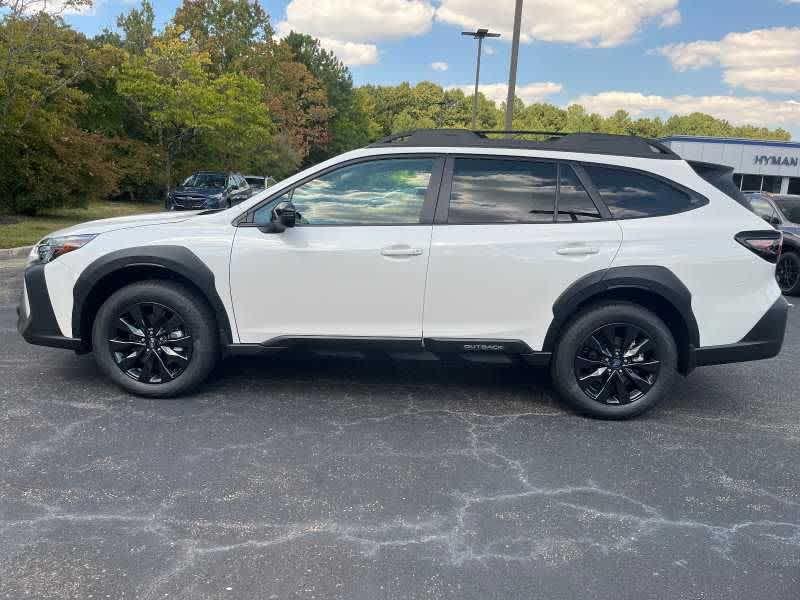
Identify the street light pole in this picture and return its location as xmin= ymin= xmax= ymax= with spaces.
xmin=504 ymin=0 xmax=524 ymax=131
xmin=462 ymin=28 xmax=500 ymax=129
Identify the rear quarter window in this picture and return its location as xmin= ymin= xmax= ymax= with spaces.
xmin=583 ymin=165 xmax=706 ymax=219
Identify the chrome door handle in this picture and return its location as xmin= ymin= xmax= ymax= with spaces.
xmin=556 ymin=246 xmax=600 ymax=256
xmin=381 ymin=246 xmax=423 ymax=257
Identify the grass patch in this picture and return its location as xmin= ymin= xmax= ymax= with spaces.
xmin=0 ymin=201 xmax=161 ymax=249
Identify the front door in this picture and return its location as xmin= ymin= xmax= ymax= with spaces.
xmin=422 ymin=156 xmax=623 ymax=351
xmin=230 ymin=156 xmax=442 ymax=344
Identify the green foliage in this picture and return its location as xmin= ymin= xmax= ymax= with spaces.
xmin=116 ymin=0 xmax=155 ymax=56
xmin=174 ymin=0 xmax=272 ymax=74
xmin=0 ymin=11 xmax=103 ymax=214
xmin=238 ymin=39 xmax=331 ymax=171
xmin=116 ymin=29 xmax=273 ymax=193
xmin=0 ymin=0 xmax=793 ymax=217
xmin=283 ymin=32 xmax=370 ymax=161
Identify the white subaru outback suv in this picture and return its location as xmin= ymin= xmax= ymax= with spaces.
xmin=18 ymin=130 xmax=788 ymax=418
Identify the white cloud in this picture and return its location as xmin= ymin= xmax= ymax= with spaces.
xmin=277 ymin=0 xmax=434 ymax=66
xmin=571 ymin=91 xmax=800 ymax=132
xmin=274 ymin=23 xmax=379 ymax=66
xmin=658 ymin=27 xmax=800 ymax=94
xmin=448 ymin=82 xmax=563 ymax=105
xmin=484 ymin=44 xmax=495 ymax=55
xmin=659 ymin=9 xmax=682 ymax=28
xmin=279 ymin=0 xmax=434 ymax=43
xmin=431 ymin=61 xmax=449 ymax=71
xmin=315 ymin=38 xmax=379 ymax=66
xmin=436 ymin=0 xmax=679 ymax=47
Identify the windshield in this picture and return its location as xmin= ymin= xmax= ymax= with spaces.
xmin=182 ymin=173 xmax=226 ymax=188
xmin=772 ymin=195 xmax=800 ymax=224
xmin=245 ymin=177 xmax=265 ymax=187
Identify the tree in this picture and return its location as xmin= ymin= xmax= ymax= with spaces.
xmin=116 ymin=28 xmax=273 ymax=195
xmin=116 ymin=0 xmax=155 ymax=56
xmin=238 ymin=40 xmax=332 ymax=168
xmin=563 ymin=104 xmax=603 ymax=133
xmin=514 ymin=102 xmax=567 ymax=131
xmin=0 ymin=6 xmax=115 ymax=214
xmin=283 ymin=32 xmax=370 ymax=160
xmin=173 ymin=0 xmax=272 ymax=74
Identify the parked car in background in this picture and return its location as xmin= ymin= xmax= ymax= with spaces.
xmin=18 ymin=130 xmax=788 ymax=418
xmin=745 ymin=192 xmax=800 ymax=295
xmin=244 ymin=175 xmax=277 ymax=190
xmin=166 ymin=171 xmax=251 ymax=211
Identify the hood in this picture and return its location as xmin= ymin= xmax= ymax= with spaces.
xmin=44 ymin=210 xmax=200 ymax=239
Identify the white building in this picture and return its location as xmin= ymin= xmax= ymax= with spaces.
xmin=662 ymin=135 xmax=800 ymax=196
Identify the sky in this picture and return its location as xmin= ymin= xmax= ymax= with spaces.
xmin=58 ymin=0 xmax=800 ymax=138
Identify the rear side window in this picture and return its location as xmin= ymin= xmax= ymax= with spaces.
xmin=448 ymin=158 xmax=556 ymax=224
xmin=690 ymin=162 xmax=748 ymax=208
xmin=557 ymin=166 xmax=602 ymax=222
xmin=584 ymin=165 xmax=703 ymax=219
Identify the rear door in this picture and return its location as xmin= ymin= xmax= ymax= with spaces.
xmin=422 ymin=156 xmax=623 ymax=352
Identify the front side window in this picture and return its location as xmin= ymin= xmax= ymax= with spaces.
xmin=584 ymin=165 xmax=703 ymax=219
xmin=282 ymin=158 xmax=434 ymax=226
xmin=448 ymin=158 xmax=556 ymax=224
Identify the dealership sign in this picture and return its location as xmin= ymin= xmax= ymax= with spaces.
xmin=754 ymin=155 xmax=799 ymax=167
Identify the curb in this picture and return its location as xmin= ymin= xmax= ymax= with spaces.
xmin=0 ymin=245 xmax=32 ymax=260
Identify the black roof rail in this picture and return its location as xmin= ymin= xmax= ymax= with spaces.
xmin=474 ymin=130 xmax=568 ymax=138
xmin=368 ymin=128 xmax=681 ymax=160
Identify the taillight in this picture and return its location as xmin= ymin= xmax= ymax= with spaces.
xmin=735 ymin=230 xmax=782 ymax=264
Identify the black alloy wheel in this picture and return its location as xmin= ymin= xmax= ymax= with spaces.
xmin=110 ymin=302 xmax=193 ymax=384
xmin=776 ymin=253 xmax=800 ymax=294
xmin=573 ymin=323 xmax=660 ymax=405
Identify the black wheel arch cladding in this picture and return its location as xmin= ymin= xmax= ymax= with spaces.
xmin=73 ymin=245 xmax=233 ymax=347
xmin=543 ymin=265 xmax=700 ymax=355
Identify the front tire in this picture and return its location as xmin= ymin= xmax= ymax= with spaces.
xmin=91 ymin=281 xmax=219 ymax=397
xmin=551 ymin=302 xmax=677 ymax=419
xmin=776 ymin=252 xmax=800 ymax=296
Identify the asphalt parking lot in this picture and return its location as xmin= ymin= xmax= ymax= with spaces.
xmin=1 ymin=257 xmax=799 ymax=599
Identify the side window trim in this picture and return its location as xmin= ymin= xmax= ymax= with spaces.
xmin=569 ymin=163 xmax=613 ymax=220
xmin=237 ymin=154 xmax=445 ymax=228
xmin=433 ymin=157 xmax=454 ymax=225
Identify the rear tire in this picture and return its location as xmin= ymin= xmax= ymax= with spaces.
xmin=550 ymin=302 xmax=678 ymax=419
xmin=776 ymin=252 xmax=800 ymax=296
xmin=91 ymin=281 xmax=219 ymax=397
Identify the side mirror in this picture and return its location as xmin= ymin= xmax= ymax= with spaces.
xmin=258 ymin=201 xmax=297 ymax=233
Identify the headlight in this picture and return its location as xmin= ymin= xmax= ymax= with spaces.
xmin=35 ymin=234 xmax=97 ymax=263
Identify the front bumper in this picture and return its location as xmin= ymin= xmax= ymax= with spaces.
xmin=689 ymin=296 xmax=789 ymax=370
xmin=17 ymin=263 xmax=83 ymax=351
xmin=169 ymin=195 xmax=223 ymax=210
